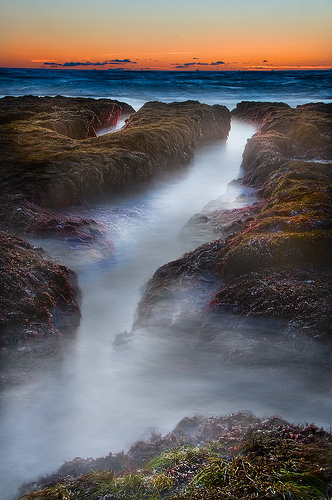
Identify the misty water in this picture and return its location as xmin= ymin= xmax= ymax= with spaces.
xmin=1 ymin=120 xmax=332 ymax=500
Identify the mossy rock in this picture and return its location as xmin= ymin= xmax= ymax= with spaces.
xmin=0 ymin=95 xmax=134 ymax=138
xmin=133 ymin=103 xmax=332 ymax=335
xmin=0 ymin=97 xmax=231 ymax=209
xmin=222 ymin=230 xmax=331 ymax=276
xmin=214 ymin=269 xmax=332 ymax=334
xmin=0 ymin=230 xmax=81 ymax=374
xmin=18 ymin=412 xmax=332 ymax=500
xmin=231 ymin=101 xmax=291 ymax=123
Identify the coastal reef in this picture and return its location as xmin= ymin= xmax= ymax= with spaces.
xmin=18 ymin=411 xmax=332 ymax=499
xmin=135 ymin=102 xmax=332 ymax=336
xmin=0 ymin=96 xmax=135 ymax=242
xmin=0 ymin=97 xmax=230 ymax=380
xmin=0 ymin=230 xmax=80 ymax=386
xmin=0 ymin=96 xmax=230 ymax=221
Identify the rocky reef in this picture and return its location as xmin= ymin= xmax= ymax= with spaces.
xmin=0 ymin=97 xmax=230 ymax=249
xmin=0 ymin=231 xmax=80 ymax=385
xmin=0 ymin=97 xmax=231 ymax=380
xmin=0 ymin=96 xmax=136 ymax=243
xmin=0 ymin=97 xmax=230 ymax=212
xmin=18 ymin=411 xmax=332 ymax=499
xmin=134 ymin=102 xmax=332 ymax=337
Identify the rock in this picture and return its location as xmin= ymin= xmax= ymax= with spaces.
xmin=0 ymin=231 xmax=81 ymax=377
xmin=0 ymin=192 xmax=115 ymax=261
xmin=231 ymin=101 xmax=291 ymax=123
xmin=0 ymin=97 xmax=230 ymax=209
xmin=0 ymin=95 xmax=134 ymax=138
xmin=0 ymin=96 xmax=135 ymax=241
xmin=133 ymin=102 xmax=332 ymax=336
xmin=182 ymin=202 xmax=262 ymax=243
xmin=17 ymin=411 xmax=332 ymax=500
xmin=0 ymin=98 xmax=230 ymax=245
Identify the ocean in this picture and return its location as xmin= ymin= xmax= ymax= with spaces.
xmin=1 ymin=68 xmax=331 ymax=110
xmin=0 ymin=69 xmax=332 ymax=500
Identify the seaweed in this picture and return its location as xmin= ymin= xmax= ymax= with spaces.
xmin=18 ymin=413 xmax=332 ymax=500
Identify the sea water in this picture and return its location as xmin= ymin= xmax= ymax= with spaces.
xmin=0 ymin=69 xmax=331 ymax=500
xmin=1 ymin=68 xmax=331 ymax=110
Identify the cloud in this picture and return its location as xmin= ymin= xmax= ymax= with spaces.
xmin=174 ymin=60 xmax=225 ymax=68
xmin=43 ymin=59 xmax=135 ymax=68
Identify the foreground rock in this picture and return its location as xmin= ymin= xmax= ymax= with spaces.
xmin=18 ymin=411 xmax=332 ymax=499
xmin=0 ymin=231 xmax=81 ymax=385
xmin=134 ymin=102 xmax=332 ymax=337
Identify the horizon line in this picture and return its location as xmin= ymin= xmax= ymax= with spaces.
xmin=1 ymin=66 xmax=332 ymax=72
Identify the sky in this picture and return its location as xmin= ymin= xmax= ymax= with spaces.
xmin=0 ymin=0 xmax=331 ymax=70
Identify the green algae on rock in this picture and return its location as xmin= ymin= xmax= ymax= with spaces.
xmin=133 ymin=102 xmax=332 ymax=336
xmin=0 ymin=95 xmax=134 ymax=138
xmin=0 ymin=97 xmax=230 ymax=209
xmin=212 ymin=103 xmax=332 ymax=333
xmin=17 ymin=412 xmax=332 ymax=499
xmin=0 ymin=95 xmax=135 ymax=243
xmin=0 ymin=97 xmax=230 ymax=243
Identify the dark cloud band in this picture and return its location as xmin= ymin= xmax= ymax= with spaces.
xmin=43 ymin=59 xmax=136 ymax=67
xmin=173 ymin=61 xmax=225 ymax=68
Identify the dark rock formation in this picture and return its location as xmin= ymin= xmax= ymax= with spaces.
xmin=0 ymin=97 xmax=231 ymax=380
xmin=0 ymin=98 xmax=230 ymax=209
xmin=0 ymin=231 xmax=81 ymax=385
xmin=0 ymin=97 xmax=230 ymax=242
xmin=0 ymin=95 xmax=134 ymax=138
xmin=134 ymin=102 xmax=332 ymax=336
xmin=231 ymin=100 xmax=291 ymax=124
xmin=0 ymin=96 xmax=135 ymax=241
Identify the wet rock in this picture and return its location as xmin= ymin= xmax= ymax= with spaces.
xmin=0 ymin=97 xmax=230 ymax=210
xmin=0 ymin=96 xmax=135 ymax=242
xmin=18 ymin=411 xmax=331 ymax=500
xmin=0 ymin=192 xmax=115 ymax=261
xmin=231 ymin=101 xmax=291 ymax=123
xmin=0 ymin=231 xmax=81 ymax=377
xmin=182 ymin=201 xmax=262 ymax=243
xmin=0 ymin=97 xmax=230 ymax=378
xmin=0 ymin=95 xmax=134 ymax=138
xmin=134 ymin=102 xmax=332 ymax=336
xmin=216 ymin=105 xmax=332 ymax=333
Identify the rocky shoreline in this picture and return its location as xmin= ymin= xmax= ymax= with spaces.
xmin=135 ymin=101 xmax=332 ymax=337
xmin=0 ymin=97 xmax=231 ymax=382
xmin=1 ymin=97 xmax=331 ymax=498
xmin=0 ymin=97 xmax=331 ymax=373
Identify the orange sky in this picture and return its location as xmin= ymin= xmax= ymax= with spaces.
xmin=0 ymin=0 xmax=331 ymax=70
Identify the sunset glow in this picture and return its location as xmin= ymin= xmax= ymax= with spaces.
xmin=0 ymin=0 xmax=331 ymax=70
